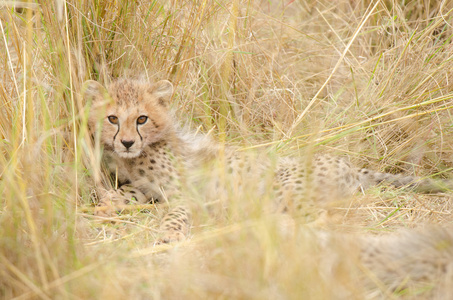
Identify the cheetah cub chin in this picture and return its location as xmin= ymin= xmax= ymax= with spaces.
xmin=86 ymin=78 xmax=452 ymax=243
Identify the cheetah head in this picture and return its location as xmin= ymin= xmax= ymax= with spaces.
xmin=86 ymin=79 xmax=174 ymax=158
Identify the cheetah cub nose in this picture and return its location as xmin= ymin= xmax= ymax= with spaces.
xmin=121 ymin=140 xmax=135 ymax=149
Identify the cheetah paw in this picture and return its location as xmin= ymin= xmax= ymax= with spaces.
xmin=155 ymin=230 xmax=186 ymax=245
xmin=94 ymin=189 xmax=128 ymax=217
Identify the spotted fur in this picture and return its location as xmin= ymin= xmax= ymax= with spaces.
xmin=86 ymin=78 xmax=452 ymax=243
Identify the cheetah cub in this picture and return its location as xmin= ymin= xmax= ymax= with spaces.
xmin=86 ymin=78 xmax=451 ymax=243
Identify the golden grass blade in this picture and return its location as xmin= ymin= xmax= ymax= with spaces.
xmin=288 ymin=0 xmax=381 ymax=136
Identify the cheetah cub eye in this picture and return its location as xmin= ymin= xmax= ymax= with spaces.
xmin=108 ymin=115 xmax=118 ymax=124
xmin=137 ymin=116 xmax=148 ymax=125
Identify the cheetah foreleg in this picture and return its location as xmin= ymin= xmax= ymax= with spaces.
xmin=95 ymin=184 xmax=148 ymax=216
xmin=156 ymin=205 xmax=191 ymax=244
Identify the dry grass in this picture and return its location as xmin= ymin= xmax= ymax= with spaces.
xmin=1 ymin=0 xmax=453 ymax=298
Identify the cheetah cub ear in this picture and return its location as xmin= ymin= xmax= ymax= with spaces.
xmin=83 ymin=80 xmax=109 ymax=104
xmin=147 ymin=80 xmax=173 ymax=107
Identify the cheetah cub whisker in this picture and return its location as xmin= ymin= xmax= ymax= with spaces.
xmin=85 ymin=78 xmax=452 ymax=243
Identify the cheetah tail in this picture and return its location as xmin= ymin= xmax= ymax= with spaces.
xmin=358 ymin=168 xmax=453 ymax=193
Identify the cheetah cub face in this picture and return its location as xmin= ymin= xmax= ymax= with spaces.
xmin=86 ymin=79 xmax=174 ymax=158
